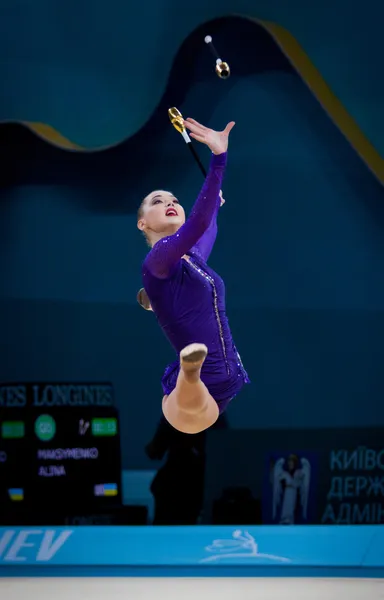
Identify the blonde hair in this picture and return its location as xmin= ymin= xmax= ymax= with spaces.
xmin=137 ymin=196 xmax=150 ymax=246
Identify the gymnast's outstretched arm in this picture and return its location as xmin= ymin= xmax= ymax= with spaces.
xmin=144 ymin=152 xmax=227 ymax=279
xmin=191 ymin=190 xmax=226 ymax=262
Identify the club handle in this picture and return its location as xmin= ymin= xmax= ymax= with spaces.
xmin=187 ymin=142 xmax=207 ymax=177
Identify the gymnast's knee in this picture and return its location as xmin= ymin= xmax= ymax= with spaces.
xmin=162 ymin=393 xmax=208 ymax=416
xmin=162 ymin=394 xmax=219 ymax=434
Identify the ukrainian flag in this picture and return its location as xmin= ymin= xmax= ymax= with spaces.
xmin=101 ymin=483 xmax=118 ymax=497
xmin=8 ymin=488 xmax=24 ymax=501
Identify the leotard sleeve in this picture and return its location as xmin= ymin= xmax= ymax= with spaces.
xmin=143 ymin=151 xmax=227 ymax=279
xmin=190 ymin=192 xmax=220 ymax=262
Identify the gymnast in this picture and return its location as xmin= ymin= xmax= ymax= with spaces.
xmin=137 ymin=117 xmax=249 ymax=434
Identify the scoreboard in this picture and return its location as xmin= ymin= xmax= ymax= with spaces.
xmin=0 ymin=383 xmax=122 ymax=522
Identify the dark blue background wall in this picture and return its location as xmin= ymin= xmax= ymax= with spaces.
xmin=0 ymin=18 xmax=383 ymax=471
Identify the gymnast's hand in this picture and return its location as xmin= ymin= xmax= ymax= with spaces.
xmin=184 ymin=118 xmax=235 ymax=156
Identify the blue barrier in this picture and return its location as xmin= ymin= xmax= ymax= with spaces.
xmin=0 ymin=526 xmax=383 ymax=577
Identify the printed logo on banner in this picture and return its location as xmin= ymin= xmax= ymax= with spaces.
xmin=78 ymin=419 xmax=90 ymax=435
xmin=262 ymin=451 xmax=318 ymax=525
xmin=200 ymin=530 xmax=291 ymax=563
xmin=0 ymin=529 xmax=73 ymax=562
xmin=34 ymin=414 xmax=56 ymax=442
xmin=0 ymin=383 xmax=114 ymax=408
xmin=321 ymin=447 xmax=384 ymax=525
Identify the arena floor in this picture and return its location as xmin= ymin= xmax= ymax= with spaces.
xmin=2 ymin=576 xmax=384 ymax=600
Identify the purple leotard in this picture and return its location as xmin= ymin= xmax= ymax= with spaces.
xmin=142 ymin=151 xmax=250 ymax=414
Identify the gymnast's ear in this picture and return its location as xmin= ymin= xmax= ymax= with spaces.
xmin=137 ymin=196 xmax=147 ymax=231
xmin=137 ymin=213 xmax=151 ymax=246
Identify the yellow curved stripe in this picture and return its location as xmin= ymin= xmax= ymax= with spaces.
xmin=7 ymin=17 xmax=384 ymax=186
xmin=256 ymin=19 xmax=384 ymax=184
xmin=22 ymin=121 xmax=83 ymax=150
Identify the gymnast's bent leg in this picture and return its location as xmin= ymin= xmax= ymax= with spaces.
xmin=162 ymin=343 xmax=219 ymax=434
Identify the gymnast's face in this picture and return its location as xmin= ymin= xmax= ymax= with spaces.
xmin=137 ymin=190 xmax=186 ymax=241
